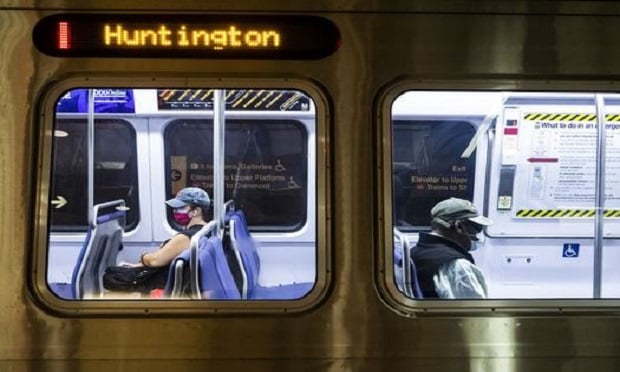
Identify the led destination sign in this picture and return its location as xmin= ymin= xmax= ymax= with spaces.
xmin=33 ymin=14 xmax=340 ymax=59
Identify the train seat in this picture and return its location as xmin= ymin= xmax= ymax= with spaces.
xmin=225 ymin=209 xmax=315 ymax=300
xmin=408 ymin=258 xmax=423 ymax=299
xmin=163 ymin=211 xmax=306 ymax=301
xmin=254 ymin=282 xmax=314 ymax=299
xmin=164 ymin=243 xmax=245 ymax=300
xmin=226 ymin=210 xmax=260 ymax=299
xmin=198 ymin=236 xmax=242 ymax=299
xmin=49 ymin=282 xmax=73 ymax=299
xmin=393 ymin=235 xmax=405 ymax=293
xmin=394 ymin=229 xmax=423 ymax=299
xmin=162 ymin=217 xmax=253 ymax=300
xmin=71 ymin=208 xmax=125 ymax=299
xmin=164 ymin=249 xmax=191 ymax=298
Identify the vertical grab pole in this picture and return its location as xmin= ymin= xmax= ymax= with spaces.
xmin=87 ymin=89 xmax=95 ymax=227
xmin=593 ymin=94 xmax=607 ymax=298
xmin=213 ymin=89 xmax=226 ymax=236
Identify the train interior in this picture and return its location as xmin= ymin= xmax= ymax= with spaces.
xmin=392 ymin=91 xmax=620 ymax=300
xmin=45 ymin=87 xmax=620 ymax=302
xmin=46 ymin=88 xmax=317 ymax=300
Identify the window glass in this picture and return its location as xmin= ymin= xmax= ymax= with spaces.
xmin=392 ymin=120 xmax=476 ymax=229
xmin=164 ymin=119 xmax=308 ymax=231
xmin=388 ymin=91 xmax=620 ymax=303
xmin=50 ymin=119 xmax=139 ymax=231
xmin=43 ymin=87 xmax=321 ymax=309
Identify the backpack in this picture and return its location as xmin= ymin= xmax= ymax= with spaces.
xmin=103 ymin=265 xmax=168 ymax=293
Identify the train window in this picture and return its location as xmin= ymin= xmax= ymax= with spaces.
xmin=393 ymin=120 xmax=476 ymax=229
xmin=164 ymin=119 xmax=307 ymax=231
xmin=384 ymin=90 xmax=620 ymax=308
xmin=36 ymin=84 xmax=326 ymax=314
xmin=51 ymin=119 xmax=140 ymax=232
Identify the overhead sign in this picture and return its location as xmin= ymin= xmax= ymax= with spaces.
xmin=56 ymin=89 xmax=135 ymax=113
xmin=156 ymin=89 xmax=311 ymax=111
xmin=33 ymin=14 xmax=340 ymax=59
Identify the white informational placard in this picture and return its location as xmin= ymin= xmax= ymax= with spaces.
xmin=487 ymin=94 xmax=620 ymax=237
xmin=514 ymin=112 xmax=620 ymax=216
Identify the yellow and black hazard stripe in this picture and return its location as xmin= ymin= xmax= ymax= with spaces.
xmin=606 ymin=209 xmax=620 ymax=218
xmin=523 ymin=113 xmax=620 ymax=122
xmin=156 ymin=88 xmax=309 ymax=111
xmin=523 ymin=113 xmax=594 ymax=122
xmin=516 ymin=209 xmax=620 ymax=218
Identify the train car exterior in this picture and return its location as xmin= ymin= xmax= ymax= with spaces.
xmin=3 ymin=1 xmax=620 ymax=371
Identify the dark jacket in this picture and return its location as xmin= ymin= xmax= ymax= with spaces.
xmin=410 ymin=232 xmax=474 ymax=298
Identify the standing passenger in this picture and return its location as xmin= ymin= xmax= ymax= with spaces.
xmin=410 ymin=198 xmax=492 ymax=299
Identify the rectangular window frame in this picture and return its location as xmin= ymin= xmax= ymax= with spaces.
xmin=377 ymin=80 xmax=620 ymax=314
xmin=31 ymin=77 xmax=331 ymax=316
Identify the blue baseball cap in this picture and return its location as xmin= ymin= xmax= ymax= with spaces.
xmin=166 ymin=187 xmax=211 ymax=210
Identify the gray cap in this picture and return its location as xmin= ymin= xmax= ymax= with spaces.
xmin=165 ymin=187 xmax=211 ymax=210
xmin=431 ymin=197 xmax=492 ymax=227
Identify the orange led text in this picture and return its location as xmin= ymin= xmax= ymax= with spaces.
xmin=104 ymin=24 xmax=281 ymax=50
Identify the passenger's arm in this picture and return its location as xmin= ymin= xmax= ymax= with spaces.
xmin=141 ymin=234 xmax=191 ymax=268
xmin=433 ymin=259 xmax=488 ymax=299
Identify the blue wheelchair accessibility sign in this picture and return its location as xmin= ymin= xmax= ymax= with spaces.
xmin=562 ymin=243 xmax=580 ymax=258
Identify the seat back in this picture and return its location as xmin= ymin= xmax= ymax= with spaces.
xmin=226 ymin=210 xmax=260 ymax=299
xmin=71 ymin=201 xmax=125 ymax=299
xmin=393 ymin=232 xmax=405 ymax=293
xmin=254 ymin=282 xmax=314 ymax=300
xmin=162 ymin=211 xmax=259 ymax=300
xmin=394 ymin=228 xmax=423 ymax=299
xmin=165 ymin=234 xmax=244 ymax=300
xmin=409 ymin=257 xmax=424 ymax=299
xmin=162 ymin=221 xmax=218 ymax=299
xmin=164 ymin=249 xmax=191 ymax=298
xmin=198 ymin=236 xmax=241 ymax=299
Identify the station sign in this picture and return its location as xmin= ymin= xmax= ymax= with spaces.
xmin=33 ymin=14 xmax=340 ymax=59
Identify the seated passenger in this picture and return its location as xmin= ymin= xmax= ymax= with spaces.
xmin=410 ymin=198 xmax=492 ymax=299
xmin=141 ymin=187 xmax=211 ymax=267
xmin=103 ymin=187 xmax=210 ymax=295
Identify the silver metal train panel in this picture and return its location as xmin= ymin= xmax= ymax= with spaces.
xmin=2 ymin=2 xmax=620 ymax=371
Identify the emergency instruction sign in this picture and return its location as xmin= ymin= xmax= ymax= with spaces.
xmin=509 ymin=112 xmax=620 ymax=218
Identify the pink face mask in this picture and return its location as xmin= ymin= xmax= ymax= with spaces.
xmin=173 ymin=211 xmax=191 ymax=226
